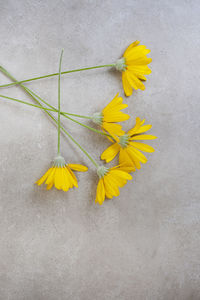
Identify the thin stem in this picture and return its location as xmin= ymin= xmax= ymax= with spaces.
xmin=62 ymin=112 xmax=92 ymax=119
xmin=60 ymin=128 xmax=99 ymax=168
xmin=0 ymin=66 xmax=94 ymax=120
xmin=0 ymin=64 xmax=115 ymax=88
xmin=0 ymin=93 xmax=111 ymax=138
xmin=0 ymin=66 xmax=99 ymax=168
xmin=25 ymin=88 xmax=55 ymax=110
xmin=24 ymin=86 xmax=92 ymax=120
xmin=0 ymin=94 xmax=58 ymax=112
xmin=0 ymin=66 xmax=46 ymax=109
xmin=57 ymin=49 xmax=64 ymax=155
xmin=64 ymin=115 xmax=111 ymax=138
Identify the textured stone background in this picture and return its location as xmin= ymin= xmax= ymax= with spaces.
xmin=0 ymin=0 xmax=200 ymax=299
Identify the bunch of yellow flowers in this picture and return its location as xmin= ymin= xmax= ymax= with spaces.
xmin=0 ymin=41 xmax=156 ymax=205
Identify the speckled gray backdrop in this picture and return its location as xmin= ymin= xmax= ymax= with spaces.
xmin=0 ymin=0 xmax=200 ymax=299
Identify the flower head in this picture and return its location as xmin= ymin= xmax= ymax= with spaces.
xmin=95 ymin=165 xmax=134 ymax=205
xmin=92 ymin=93 xmax=130 ymax=136
xmin=35 ymin=155 xmax=88 ymax=191
xmin=115 ymin=41 xmax=152 ymax=96
xmin=101 ymin=117 xmax=156 ymax=170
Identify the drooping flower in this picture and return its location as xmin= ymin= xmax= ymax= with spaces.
xmin=91 ymin=93 xmax=130 ymax=136
xmin=95 ymin=165 xmax=134 ymax=205
xmin=36 ymin=155 xmax=88 ymax=191
xmin=115 ymin=41 xmax=152 ymax=96
xmin=101 ymin=117 xmax=156 ymax=170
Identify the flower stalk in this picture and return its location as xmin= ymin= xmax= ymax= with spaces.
xmin=57 ymin=49 xmax=64 ymax=155
xmin=0 ymin=93 xmax=111 ymax=138
xmin=0 ymin=66 xmax=99 ymax=168
xmin=0 ymin=63 xmax=115 ymax=88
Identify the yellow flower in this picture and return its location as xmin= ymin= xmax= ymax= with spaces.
xmin=101 ymin=117 xmax=156 ymax=170
xmin=92 ymin=93 xmax=130 ymax=136
xmin=36 ymin=155 xmax=88 ymax=191
xmin=115 ymin=41 xmax=152 ymax=96
xmin=95 ymin=165 xmax=134 ymax=205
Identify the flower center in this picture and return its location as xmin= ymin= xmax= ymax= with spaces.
xmin=92 ymin=112 xmax=103 ymax=125
xmin=53 ymin=155 xmax=66 ymax=167
xmin=115 ymin=57 xmax=127 ymax=71
xmin=119 ymin=134 xmax=129 ymax=148
xmin=97 ymin=165 xmax=109 ymax=178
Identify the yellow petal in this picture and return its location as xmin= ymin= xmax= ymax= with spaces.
xmin=103 ymin=130 xmax=116 ymax=143
xmin=129 ymin=142 xmax=155 ymax=153
xmin=126 ymin=58 xmax=152 ymax=68
xmin=130 ymin=134 xmax=157 ymax=140
xmin=101 ymin=143 xmax=120 ymax=163
xmin=108 ymin=169 xmax=132 ymax=190
xmin=68 ymin=164 xmax=88 ymax=172
xmin=103 ymin=182 xmax=114 ymax=199
xmin=125 ymin=147 xmax=141 ymax=169
xmin=127 ymin=64 xmax=152 ymax=74
xmin=126 ymin=71 xmax=145 ymax=91
xmin=123 ymin=41 xmax=140 ymax=57
xmin=45 ymin=167 xmax=56 ymax=185
xmin=127 ymin=117 xmax=144 ymax=136
xmin=66 ymin=167 xmax=78 ymax=188
xmin=111 ymin=169 xmax=132 ymax=181
xmin=104 ymin=174 xmax=120 ymax=198
xmin=133 ymin=124 xmax=152 ymax=135
xmin=102 ymin=93 xmax=129 ymax=123
xmin=102 ymin=93 xmax=121 ymax=113
xmin=63 ymin=167 xmax=73 ymax=189
xmin=127 ymin=146 xmax=147 ymax=164
xmin=103 ymin=111 xmax=130 ymax=123
xmin=35 ymin=167 xmax=52 ymax=186
xmin=102 ymin=122 xmax=125 ymax=136
xmin=109 ymin=172 xmax=127 ymax=188
xmin=119 ymin=148 xmax=135 ymax=168
xmin=62 ymin=168 xmax=70 ymax=192
xmin=117 ymin=165 xmax=136 ymax=173
xmin=122 ymin=72 xmax=132 ymax=96
xmin=95 ymin=178 xmax=105 ymax=205
xmin=54 ymin=168 xmax=63 ymax=190
xmin=130 ymin=73 xmax=147 ymax=81
xmin=46 ymin=182 xmax=53 ymax=190
xmin=125 ymin=45 xmax=151 ymax=60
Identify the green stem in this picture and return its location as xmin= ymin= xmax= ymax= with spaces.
xmin=25 ymin=87 xmax=55 ymax=110
xmin=0 ymin=66 xmax=47 ymax=110
xmin=0 ymin=66 xmax=99 ymax=168
xmin=62 ymin=112 xmax=91 ymax=119
xmin=24 ymin=86 xmax=91 ymax=119
xmin=0 ymin=93 xmax=111 ymax=138
xmin=0 ymin=64 xmax=115 ymax=88
xmin=63 ymin=115 xmax=111 ymax=137
xmin=57 ymin=49 xmax=64 ymax=155
xmin=0 ymin=94 xmax=58 ymax=112
xmin=0 ymin=66 xmax=92 ymax=120
xmin=61 ymin=128 xmax=99 ymax=168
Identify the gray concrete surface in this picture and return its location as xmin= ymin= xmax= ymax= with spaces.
xmin=0 ymin=0 xmax=200 ymax=299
